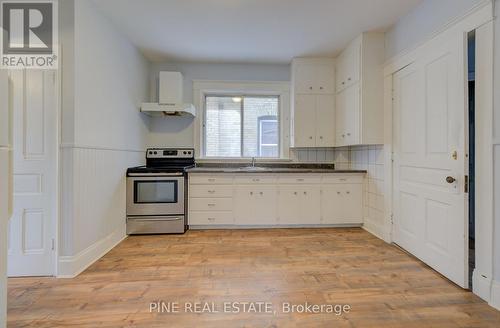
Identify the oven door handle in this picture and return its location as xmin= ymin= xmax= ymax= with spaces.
xmin=127 ymin=216 xmax=183 ymax=222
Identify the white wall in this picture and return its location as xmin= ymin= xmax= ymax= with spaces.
xmin=147 ymin=62 xmax=290 ymax=148
xmin=58 ymin=0 xmax=150 ymax=276
xmin=385 ymin=0 xmax=485 ymax=59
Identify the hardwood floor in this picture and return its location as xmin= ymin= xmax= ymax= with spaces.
xmin=7 ymin=228 xmax=500 ymax=327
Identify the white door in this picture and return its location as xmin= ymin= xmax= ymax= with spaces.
xmin=392 ymin=33 xmax=467 ymax=287
xmin=0 ymin=69 xmax=13 ymax=328
xmin=277 ymin=186 xmax=301 ymax=224
xmin=294 ymin=95 xmax=316 ymax=147
xmin=8 ymin=70 xmax=57 ymax=277
xmin=315 ymin=95 xmax=335 ymax=147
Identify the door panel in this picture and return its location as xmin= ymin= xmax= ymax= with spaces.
xmin=343 ymin=83 xmax=360 ymax=145
xmin=277 ymin=186 xmax=301 ymax=224
xmin=294 ymin=95 xmax=316 ymax=147
xmin=315 ymin=95 xmax=335 ymax=147
xmin=8 ymin=70 xmax=56 ymax=277
xmin=392 ymin=33 xmax=467 ymax=287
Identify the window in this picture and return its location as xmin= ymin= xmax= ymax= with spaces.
xmin=204 ymin=95 xmax=280 ymax=158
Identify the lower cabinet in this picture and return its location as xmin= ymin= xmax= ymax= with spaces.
xmin=234 ymin=185 xmax=278 ymax=225
xmin=188 ymin=173 xmax=364 ymax=227
xmin=321 ymin=183 xmax=363 ymax=224
xmin=277 ymin=185 xmax=321 ymax=224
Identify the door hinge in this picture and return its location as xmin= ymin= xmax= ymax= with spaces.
xmin=464 ymin=175 xmax=469 ymax=193
xmin=51 ymin=238 xmax=55 ymax=251
xmin=390 ymin=214 xmax=394 ymax=225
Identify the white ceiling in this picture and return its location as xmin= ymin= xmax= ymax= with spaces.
xmin=93 ymin=0 xmax=422 ymax=64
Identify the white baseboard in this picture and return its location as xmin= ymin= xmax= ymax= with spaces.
xmin=490 ymin=280 xmax=500 ymax=310
xmin=57 ymin=226 xmax=126 ymax=278
xmin=362 ymin=220 xmax=391 ymax=243
xmin=473 ymin=269 xmax=492 ymax=302
xmin=188 ymin=224 xmax=362 ymax=230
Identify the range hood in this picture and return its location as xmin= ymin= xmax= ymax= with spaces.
xmin=141 ymin=71 xmax=196 ymax=117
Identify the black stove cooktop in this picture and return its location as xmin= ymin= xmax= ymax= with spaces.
xmin=127 ymin=148 xmax=195 ymax=176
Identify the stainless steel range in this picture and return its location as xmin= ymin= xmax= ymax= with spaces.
xmin=126 ymin=148 xmax=194 ymax=234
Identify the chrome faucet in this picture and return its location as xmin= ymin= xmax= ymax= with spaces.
xmin=251 ymin=157 xmax=256 ymax=167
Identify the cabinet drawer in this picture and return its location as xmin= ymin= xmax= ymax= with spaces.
xmin=189 ymin=185 xmax=233 ymax=198
xmin=322 ymin=175 xmax=364 ymax=184
xmin=190 ymin=198 xmax=233 ymax=211
xmin=189 ymin=211 xmax=233 ymax=225
xmin=189 ymin=175 xmax=233 ymax=185
xmin=234 ymin=176 xmax=277 ymax=184
xmin=278 ymin=175 xmax=322 ymax=184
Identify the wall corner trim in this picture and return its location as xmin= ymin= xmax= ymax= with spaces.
xmin=490 ymin=280 xmax=500 ymax=310
xmin=57 ymin=226 xmax=126 ymax=278
xmin=473 ymin=269 xmax=493 ymax=302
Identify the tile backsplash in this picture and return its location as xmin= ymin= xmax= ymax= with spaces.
xmin=289 ymin=148 xmax=350 ymax=169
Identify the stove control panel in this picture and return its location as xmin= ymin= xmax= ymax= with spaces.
xmin=146 ymin=148 xmax=194 ymax=159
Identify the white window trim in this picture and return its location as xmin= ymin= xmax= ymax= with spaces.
xmin=193 ymin=80 xmax=291 ymax=161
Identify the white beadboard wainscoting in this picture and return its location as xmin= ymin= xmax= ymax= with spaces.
xmin=58 ymin=146 xmax=144 ymax=277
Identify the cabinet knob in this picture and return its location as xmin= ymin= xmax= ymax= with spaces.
xmin=208 ymin=203 xmax=215 ymax=207
xmin=208 ymin=190 xmax=215 ymax=193
xmin=342 ymin=81 xmax=345 ymax=85
xmin=348 ymin=77 xmax=352 ymax=81
xmin=208 ymin=218 xmax=215 ymax=221
xmin=320 ymin=86 xmax=323 ymax=90
xmin=320 ymin=136 xmax=323 ymax=139
xmin=250 ymin=192 xmax=253 ymax=195
xmin=347 ymin=133 xmax=351 ymax=136
xmin=337 ymin=191 xmax=341 ymax=195
xmin=309 ymin=136 xmax=313 ymax=139
xmin=260 ymin=191 xmax=263 ymax=195
xmin=294 ymin=191 xmax=297 ymax=195
xmin=346 ymin=191 xmax=350 ymax=194
xmin=309 ymin=86 xmax=313 ymax=90
xmin=303 ymin=191 xmax=307 ymax=195
xmin=342 ymin=134 xmax=345 ymax=138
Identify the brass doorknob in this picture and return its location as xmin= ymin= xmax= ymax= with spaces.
xmin=446 ymin=176 xmax=456 ymax=184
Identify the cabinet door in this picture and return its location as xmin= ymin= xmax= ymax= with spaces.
xmin=294 ymin=63 xmax=317 ymax=94
xmin=335 ymin=91 xmax=346 ymax=146
xmin=301 ymin=186 xmax=321 ymax=224
xmin=314 ymin=63 xmax=335 ymax=94
xmin=315 ymin=95 xmax=335 ymax=147
xmin=336 ymin=53 xmax=347 ymax=92
xmin=253 ymin=186 xmax=278 ymax=225
xmin=320 ymin=184 xmax=343 ymax=224
xmin=338 ymin=184 xmax=363 ymax=223
xmin=293 ymin=95 xmax=316 ymax=147
xmin=234 ymin=186 xmax=255 ymax=225
xmin=343 ymin=83 xmax=360 ymax=145
xmin=277 ymin=186 xmax=302 ymax=224
xmin=344 ymin=40 xmax=361 ymax=87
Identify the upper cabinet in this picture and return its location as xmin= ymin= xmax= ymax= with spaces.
xmin=291 ymin=58 xmax=336 ymax=148
xmin=335 ymin=32 xmax=385 ymax=147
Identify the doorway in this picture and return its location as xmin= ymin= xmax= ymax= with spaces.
xmin=467 ymin=30 xmax=476 ymax=289
xmin=7 ymin=70 xmax=58 ymax=277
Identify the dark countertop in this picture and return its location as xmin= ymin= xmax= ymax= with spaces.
xmin=186 ymin=163 xmax=366 ymax=174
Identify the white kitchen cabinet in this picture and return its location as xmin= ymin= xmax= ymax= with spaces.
xmin=335 ymin=83 xmax=360 ymax=147
xmin=188 ymin=173 xmax=365 ymax=227
xmin=234 ymin=185 xmax=278 ymax=225
xmin=277 ymin=185 xmax=321 ymax=225
xmin=321 ymin=182 xmax=363 ymax=225
xmin=293 ymin=58 xmax=335 ymax=94
xmin=291 ymin=58 xmax=336 ymax=148
xmin=315 ymin=95 xmax=336 ymax=147
xmin=293 ymin=95 xmax=316 ymax=147
xmin=293 ymin=94 xmax=336 ymax=148
xmin=335 ymin=32 xmax=384 ymax=146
